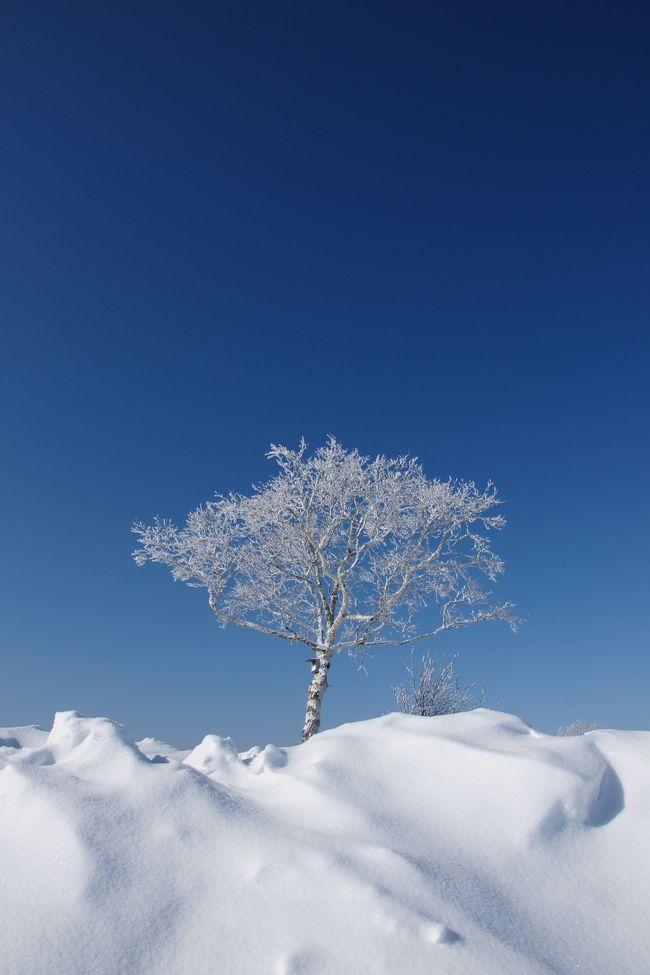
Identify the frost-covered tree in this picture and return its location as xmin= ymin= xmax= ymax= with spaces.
xmin=133 ymin=438 xmax=518 ymax=742
xmin=393 ymin=652 xmax=484 ymax=717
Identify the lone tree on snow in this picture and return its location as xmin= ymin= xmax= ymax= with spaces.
xmin=133 ymin=438 xmax=518 ymax=741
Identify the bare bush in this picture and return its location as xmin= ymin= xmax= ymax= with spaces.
xmin=392 ymin=652 xmax=484 ymax=717
xmin=557 ymin=720 xmax=601 ymax=736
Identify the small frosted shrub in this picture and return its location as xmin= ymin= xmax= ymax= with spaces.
xmin=557 ymin=720 xmax=601 ymax=736
xmin=392 ymin=652 xmax=484 ymax=717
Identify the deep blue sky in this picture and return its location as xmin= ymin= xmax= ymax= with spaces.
xmin=1 ymin=3 xmax=648 ymax=747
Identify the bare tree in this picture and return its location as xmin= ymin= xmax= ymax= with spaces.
xmin=393 ymin=652 xmax=484 ymax=716
xmin=133 ymin=437 xmax=518 ymax=741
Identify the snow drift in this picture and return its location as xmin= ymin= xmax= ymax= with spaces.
xmin=1 ymin=709 xmax=648 ymax=974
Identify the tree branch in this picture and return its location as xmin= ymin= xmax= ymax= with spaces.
xmin=208 ymin=591 xmax=319 ymax=650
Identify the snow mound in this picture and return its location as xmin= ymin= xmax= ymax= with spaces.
xmin=1 ymin=708 xmax=648 ymax=974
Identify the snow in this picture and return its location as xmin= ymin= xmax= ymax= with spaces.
xmin=1 ymin=709 xmax=648 ymax=974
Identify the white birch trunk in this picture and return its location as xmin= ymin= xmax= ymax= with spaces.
xmin=301 ymin=654 xmax=331 ymax=742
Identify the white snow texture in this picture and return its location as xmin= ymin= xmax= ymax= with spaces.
xmin=0 ymin=709 xmax=648 ymax=974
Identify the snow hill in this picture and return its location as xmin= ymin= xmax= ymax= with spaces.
xmin=1 ymin=709 xmax=648 ymax=975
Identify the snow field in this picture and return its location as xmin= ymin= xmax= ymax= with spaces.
xmin=1 ymin=708 xmax=649 ymax=974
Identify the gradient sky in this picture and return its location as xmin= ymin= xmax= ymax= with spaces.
xmin=1 ymin=3 xmax=648 ymax=747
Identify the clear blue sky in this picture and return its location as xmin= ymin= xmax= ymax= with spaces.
xmin=1 ymin=3 xmax=648 ymax=747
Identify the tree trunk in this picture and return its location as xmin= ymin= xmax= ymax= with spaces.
xmin=301 ymin=654 xmax=331 ymax=742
